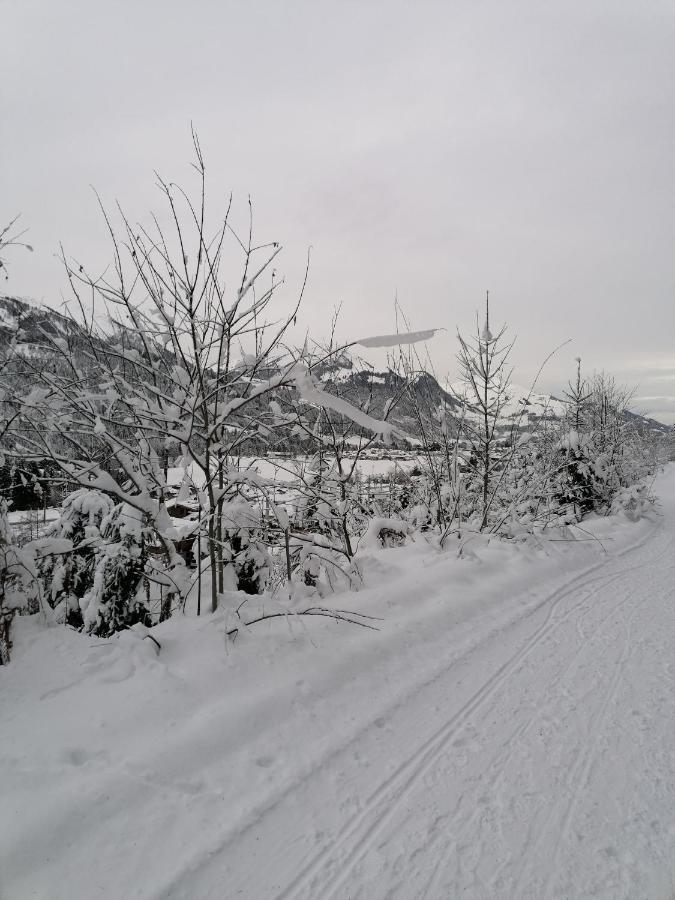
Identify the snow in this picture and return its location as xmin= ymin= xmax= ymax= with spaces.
xmin=0 ymin=304 xmax=16 ymax=329
xmin=7 ymin=508 xmax=59 ymax=527
xmin=2 ymin=469 xmax=675 ymax=899
xmin=166 ymin=453 xmax=423 ymax=491
xmin=449 ymin=380 xmax=567 ymax=422
xmin=359 ymin=516 xmax=411 ymax=550
xmin=317 ymin=365 xmax=354 ymax=385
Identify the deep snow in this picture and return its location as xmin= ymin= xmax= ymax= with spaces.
xmin=2 ymin=469 xmax=675 ymax=899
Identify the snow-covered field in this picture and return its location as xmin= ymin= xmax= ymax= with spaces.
xmin=166 ymin=452 xmax=424 ymax=489
xmin=2 ymin=469 xmax=675 ymax=899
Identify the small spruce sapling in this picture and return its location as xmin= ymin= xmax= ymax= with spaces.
xmin=455 ymin=292 xmax=515 ymax=531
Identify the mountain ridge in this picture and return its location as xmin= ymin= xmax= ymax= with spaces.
xmin=1 ymin=295 xmax=671 ymax=442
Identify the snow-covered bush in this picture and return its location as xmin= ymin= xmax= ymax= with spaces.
xmin=296 ymin=450 xmax=333 ymax=537
xmin=360 ymin=517 xmax=411 ymax=550
xmin=610 ymin=483 xmax=655 ymax=522
xmin=219 ymin=500 xmax=272 ymax=595
xmin=400 ymin=336 xmax=661 ymax=542
xmin=554 ymin=430 xmax=596 ymax=521
xmin=81 ymin=503 xmax=152 ymax=637
xmin=33 ymin=488 xmax=114 ymax=628
xmin=0 ymin=499 xmax=38 ymax=663
xmin=550 ymin=365 xmax=659 ymax=519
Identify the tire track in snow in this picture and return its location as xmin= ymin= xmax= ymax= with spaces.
xmin=277 ymin=529 xmax=668 ymax=900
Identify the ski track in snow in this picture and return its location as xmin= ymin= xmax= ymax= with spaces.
xmin=4 ymin=472 xmax=675 ymax=899
xmin=276 ymin=538 xmax=675 ymax=900
xmin=156 ymin=514 xmax=675 ymax=899
xmin=279 ymin=568 xmax=642 ymax=900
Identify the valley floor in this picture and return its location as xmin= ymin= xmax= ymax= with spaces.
xmin=2 ymin=470 xmax=675 ymax=899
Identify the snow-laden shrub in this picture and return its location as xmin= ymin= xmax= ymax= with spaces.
xmin=81 ymin=503 xmax=151 ymax=637
xmin=293 ymin=547 xmax=322 ymax=588
xmin=220 ymin=500 xmax=272 ymax=595
xmin=360 ymin=517 xmax=411 ymax=550
xmin=609 ymin=483 xmax=655 ymax=522
xmin=0 ymin=499 xmax=38 ymax=663
xmin=554 ymin=430 xmax=596 ymax=521
xmin=33 ymin=488 xmax=114 ymax=628
xmin=289 ymin=542 xmax=357 ymax=596
xmin=295 ymin=452 xmax=373 ymax=560
xmin=48 ymin=488 xmax=115 ymax=545
xmin=552 ymin=423 xmax=657 ymax=520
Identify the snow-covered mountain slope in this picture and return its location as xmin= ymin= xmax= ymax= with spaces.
xmin=2 ymin=469 xmax=675 ymax=899
xmin=1 ymin=294 xmax=670 ymax=442
xmin=0 ymin=295 xmax=81 ymax=349
xmin=448 ymin=378 xmax=568 ymax=432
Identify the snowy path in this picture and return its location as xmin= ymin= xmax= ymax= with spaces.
xmin=163 ymin=518 xmax=675 ymax=899
xmin=3 ymin=472 xmax=675 ymax=899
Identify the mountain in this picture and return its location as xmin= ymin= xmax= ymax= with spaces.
xmin=1 ymin=295 xmax=671 ymax=445
xmin=0 ymin=295 xmax=82 ymax=350
xmin=623 ymin=408 xmax=673 ymax=437
xmin=0 ymin=295 xmax=463 ymax=445
xmin=315 ymin=355 xmax=461 ymax=440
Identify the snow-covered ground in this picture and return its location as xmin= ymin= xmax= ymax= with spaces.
xmin=166 ymin=453 xmax=424 ymax=490
xmin=2 ymin=469 xmax=675 ymax=899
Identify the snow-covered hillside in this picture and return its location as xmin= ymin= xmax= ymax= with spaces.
xmin=448 ymin=379 xmax=568 ymax=436
xmin=2 ymin=468 xmax=675 ymax=899
xmin=1 ymin=295 xmax=670 ymax=447
xmin=0 ymin=295 xmax=78 ymax=351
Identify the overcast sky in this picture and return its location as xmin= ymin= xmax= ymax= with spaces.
xmin=3 ymin=0 xmax=675 ymax=420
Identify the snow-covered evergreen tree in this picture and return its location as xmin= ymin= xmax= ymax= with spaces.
xmin=81 ymin=503 xmax=151 ymax=637
xmin=34 ymin=488 xmax=114 ymax=628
